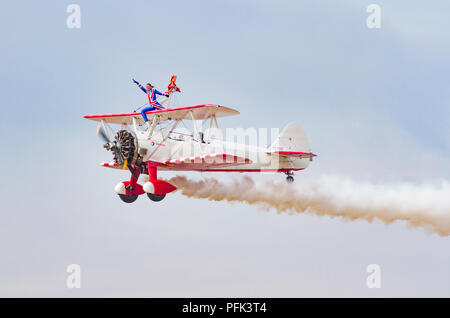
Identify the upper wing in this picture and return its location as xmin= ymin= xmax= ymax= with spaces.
xmin=84 ymin=104 xmax=239 ymax=125
xmin=163 ymin=153 xmax=252 ymax=170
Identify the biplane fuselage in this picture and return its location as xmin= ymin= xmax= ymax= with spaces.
xmin=85 ymin=104 xmax=316 ymax=203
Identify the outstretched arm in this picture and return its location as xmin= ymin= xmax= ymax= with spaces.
xmin=154 ymin=89 xmax=169 ymax=97
xmin=133 ymin=78 xmax=147 ymax=94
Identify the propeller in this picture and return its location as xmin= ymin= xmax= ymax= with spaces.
xmin=97 ymin=124 xmax=110 ymax=143
xmin=97 ymin=126 xmax=125 ymax=164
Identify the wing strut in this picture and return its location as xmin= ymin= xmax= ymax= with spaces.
xmin=205 ymin=115 xmax=214 ymax=142
xmin=189 ymin=110 xmax=201 ymax=143
xmin=190 ymin=110 xmax=207 ymax=153
xmin=132 ymin=117 xmax=138 ymax=135
xmin=148 ymin=115 xmax=158 ymax=138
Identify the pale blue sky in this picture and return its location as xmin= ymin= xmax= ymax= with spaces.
xmin=0 ymin=1 xmax=449 ymax=296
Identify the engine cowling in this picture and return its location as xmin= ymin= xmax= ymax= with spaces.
xmin=113 ymin=130 xmax=141 ymax=165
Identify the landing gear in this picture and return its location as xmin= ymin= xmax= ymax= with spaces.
xmin=147 ymin=193 xmax=166 ymax=202
xmin=143 ymin=161 xmax=175 ymax=202
xmin=118 ymin=194 xmax=138 ymax=203
xmin=285 ymin=171 xmax=294 ymax=183
xmin=114 ymin=161 xmax=175 ymax=203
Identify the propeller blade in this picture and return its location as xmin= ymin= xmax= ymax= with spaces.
xmin=97 ymin=126 xmax=111 ymax=143
xmin=122 ymin=159 xmax=128 ymax=170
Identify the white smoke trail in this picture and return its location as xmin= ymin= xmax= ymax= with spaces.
xmin=167 ymin=175 xmax=450 ymax=236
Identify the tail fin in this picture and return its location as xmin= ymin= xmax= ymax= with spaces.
xmin=269 ymin=123 xmax=316 ymax=159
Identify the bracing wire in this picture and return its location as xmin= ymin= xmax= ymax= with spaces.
xmin=133 ymin=102 xmax=148 ymax=112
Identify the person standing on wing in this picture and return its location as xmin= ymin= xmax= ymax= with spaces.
xmin=133 ymin=79 xmax=169 ymax=128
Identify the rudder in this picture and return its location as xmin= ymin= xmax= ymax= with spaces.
xmin=269 ymin=122 xmax=311 ymax=154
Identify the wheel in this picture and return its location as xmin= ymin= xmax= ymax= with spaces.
xmin=147 ymin=193 xmax=166 ymax=202
xmin=286 ymin=176 xmax=294 ymax=183
xmin=118 ymin=194 xmax=138 ymax=203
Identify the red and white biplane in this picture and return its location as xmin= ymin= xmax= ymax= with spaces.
xmin=84 ymin=80 xmax=316 ymax=203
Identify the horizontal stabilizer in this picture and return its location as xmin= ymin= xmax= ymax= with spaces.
xmin=269 ymin=151 xmax=316 ymax=159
